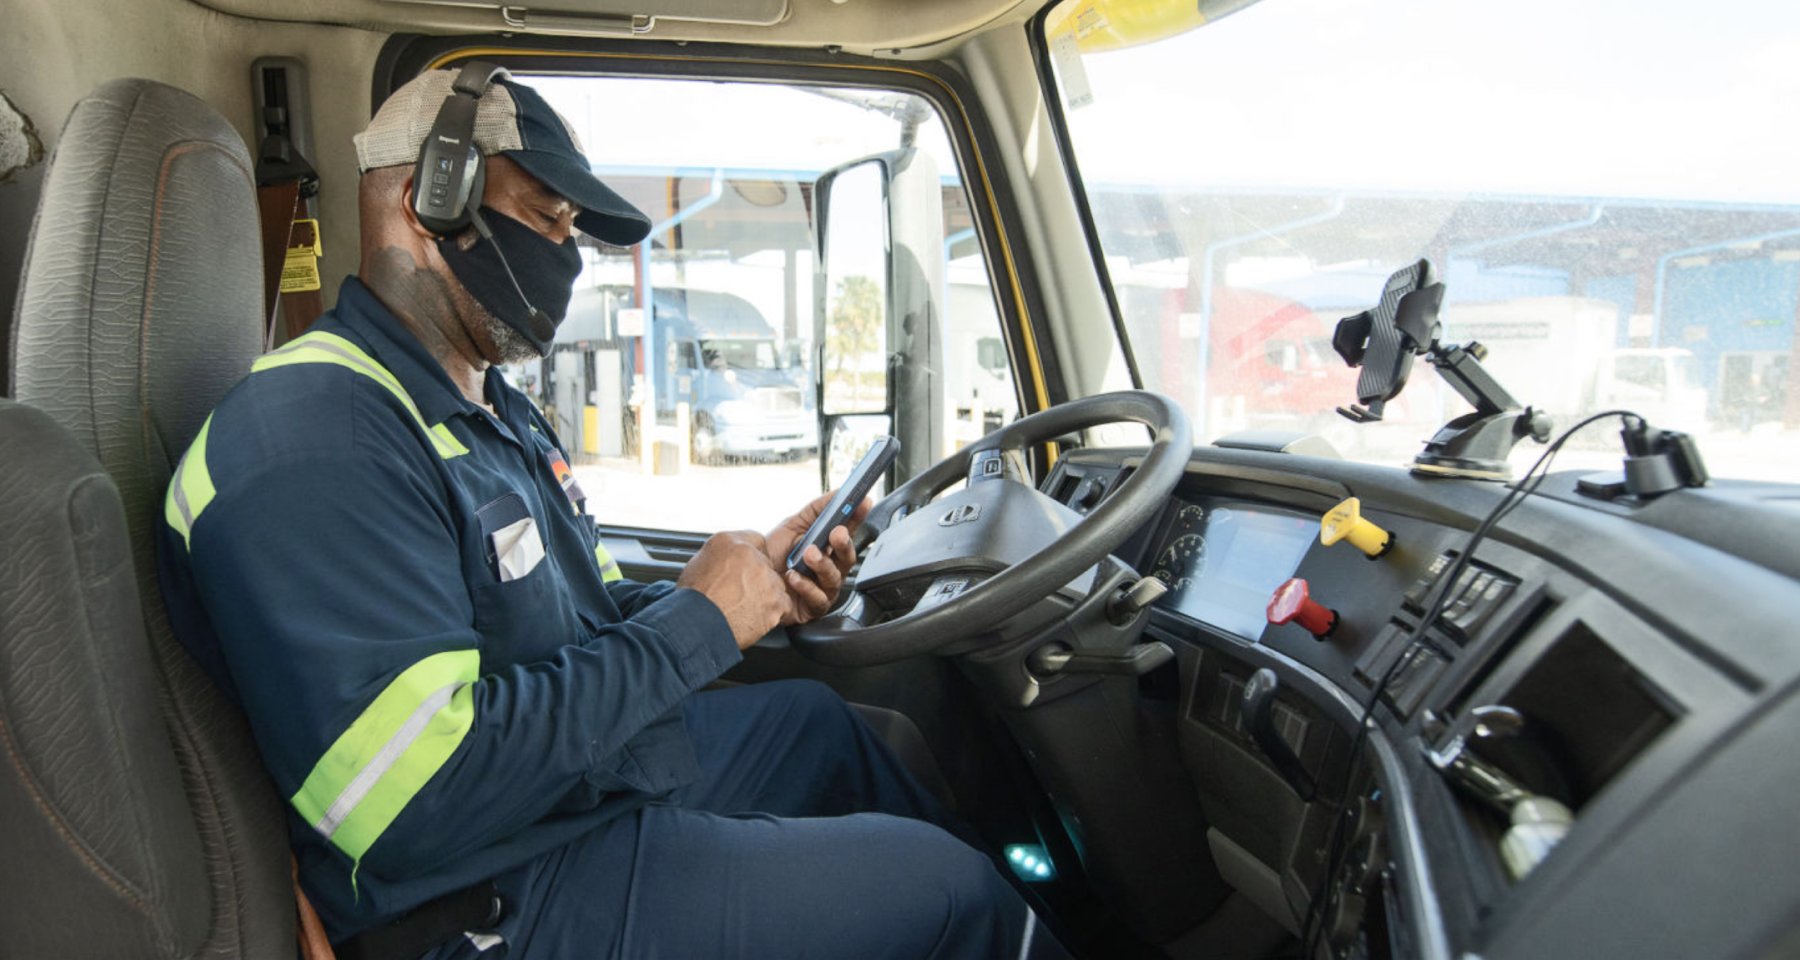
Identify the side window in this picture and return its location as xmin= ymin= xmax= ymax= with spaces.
xmin=517 ymin=75 xmax=1016 ymax=533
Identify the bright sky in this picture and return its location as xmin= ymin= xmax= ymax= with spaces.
xmin=528 ymin=76 xmax=958 ymax=177
xmin=1057 ymin=0 xmax=1800 ymax=203
xmin=532 ymin=75 xmax=924 ymax=302
xmin=526 ymin=0 xmax=1800 ymax=206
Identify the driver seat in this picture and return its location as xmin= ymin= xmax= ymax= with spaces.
xmin=5 ymin=78 xmax=295 ymax=955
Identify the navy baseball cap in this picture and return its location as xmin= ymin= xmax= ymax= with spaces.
xmin=354 ymin=70 xmax=652 ymax=246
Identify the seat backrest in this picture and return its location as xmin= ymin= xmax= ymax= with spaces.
xmin=0 ymin=399 xmax=211 ymax=956
xmin=8 ymin=78 xmax=294 ymax=956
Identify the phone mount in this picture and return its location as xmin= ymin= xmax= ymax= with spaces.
xmin=1332 ymin=260 xmax=1551 ymax=480
xmin=1332 ymin=260 xmax=1443 ymax=424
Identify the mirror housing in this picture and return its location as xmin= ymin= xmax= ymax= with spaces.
xmin=813 ymin=148 xmax=947 ymax=491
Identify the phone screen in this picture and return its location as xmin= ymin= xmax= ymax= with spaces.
xmin=786 ymin=436 xmax=900 ymax=575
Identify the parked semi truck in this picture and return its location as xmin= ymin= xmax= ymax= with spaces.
xmin=660 ymin=286 xmax=817 ymax=462
xmin=563 ymin=284 xmax=818 ymax=463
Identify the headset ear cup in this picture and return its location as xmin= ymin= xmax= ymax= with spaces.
xmin=410 ymin=63 xmax=501 ymax=236
xmin=415 ymin=150 xmax=484 ymax=236
xmin=410 ymin=154 xmax=448 ymax=235
xmin=462 ymin=155 xmax=486 ymax=229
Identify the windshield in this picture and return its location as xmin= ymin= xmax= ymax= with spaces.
xmin=1044 ymin=0 xmax=1800 ymax=481
xmin=701 ymin=339 xmax=782 ymax=371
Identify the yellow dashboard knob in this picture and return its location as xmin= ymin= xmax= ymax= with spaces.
xmin=1320 ymin=496 xmax=1394 ymax=558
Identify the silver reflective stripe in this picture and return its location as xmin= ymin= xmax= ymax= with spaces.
xmin=313 ymin=681 xmax=463 ymax=838
xmin=1017 ymin=912 xmax=1037 ymax=960
xmin=258 ymin=333 xmax=468 ymax=460
xmin=294 ymin=338 xmax=415 ymax=411
xmin=170 ymin=455 xmax=195 ymax=529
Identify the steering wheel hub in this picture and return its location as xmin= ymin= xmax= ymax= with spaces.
xmin=791 ymin=390 xmax=1192 ymax=667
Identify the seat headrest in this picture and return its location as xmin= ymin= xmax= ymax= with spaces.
xmin=10 ymin=77 xmax=263 ymax=531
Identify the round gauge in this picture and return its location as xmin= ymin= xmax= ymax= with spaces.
xmin=1178 ymin=504 xmax=1206 ymax=526
xmin=1158 ymin=534 xmax=1207 ymax=579
xmin=1150 ymin=568 xmax=1175 ymax=587
xmin=1172 ymin=577 xmax=1195 ymax=591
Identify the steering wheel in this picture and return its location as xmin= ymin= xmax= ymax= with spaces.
xmin=790 ymin=390 xmax=1191 ymax=667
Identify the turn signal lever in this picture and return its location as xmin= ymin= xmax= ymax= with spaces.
xmin=1243 ymin=669 xmax=1316 ymax=800
xmin=1027 ymin=577 xmax=1174 ymax=678
xmin=1028 ymin=641 xmax=1174 ymax=677
xmin=1107 ymin=576 xmax=1168 ymax=625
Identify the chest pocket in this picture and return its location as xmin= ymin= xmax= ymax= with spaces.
xmin=470 ymin=562 xmax=556 ymax=645
xmin=469 ymin=490 xmax=576 ymax=663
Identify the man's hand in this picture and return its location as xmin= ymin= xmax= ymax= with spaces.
xmin=676 ymin=531 xmax=789 ymax=650
xmin=765 ymin=492 xmax=871 ymax=625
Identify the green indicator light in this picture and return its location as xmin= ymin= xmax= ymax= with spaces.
xmin=1003 ymin=844 xmax=1056 ymax=882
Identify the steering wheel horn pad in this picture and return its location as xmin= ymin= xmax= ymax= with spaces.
xmin=790 ymin=390 xmax=1191 ymax=667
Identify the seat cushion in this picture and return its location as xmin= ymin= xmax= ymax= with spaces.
xmin=0 ymin=399 xmax=209 ymax=956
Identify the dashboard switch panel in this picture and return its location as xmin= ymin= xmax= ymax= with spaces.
xmin=1403 ymin=550 xmax=1520 ymax=644
xmin=1320 ymin=497 xmax=1395 ymax=558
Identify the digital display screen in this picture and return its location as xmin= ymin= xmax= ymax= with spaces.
xmin=1146 ymin=497 xmax=1317 ymax=640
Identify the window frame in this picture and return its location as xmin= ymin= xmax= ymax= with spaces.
xmin=1026 ymin=4 xmax=1145 ymax=392
xmin=373 ymin=34 xmax=1066 ymax=429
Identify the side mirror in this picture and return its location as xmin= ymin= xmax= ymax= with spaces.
xmin=812 ymin=149 xmax=946 ymax=492
xmin=814 ymin=159 xmax=890 ymax=419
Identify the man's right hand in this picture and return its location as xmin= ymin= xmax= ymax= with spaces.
xmin=676 ymin=531 xmax=789 ymax=649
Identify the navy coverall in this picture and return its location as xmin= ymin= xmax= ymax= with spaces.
xmin=158 ymin=278 xmax=1057 ymax=958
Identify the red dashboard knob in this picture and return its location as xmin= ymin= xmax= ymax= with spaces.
xmin=1267 ymin=577 xmax=1339 ymax=639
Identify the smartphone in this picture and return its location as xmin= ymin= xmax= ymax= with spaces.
xmin=787 ymin=435 xmax=900 ymax=577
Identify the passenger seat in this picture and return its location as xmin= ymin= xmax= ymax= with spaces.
xmin=5 ymin=78 xmax=294 ymax=956
xmin=0 ymin=399 xmax=214 ymax=955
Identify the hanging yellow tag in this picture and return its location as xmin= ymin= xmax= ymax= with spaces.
xmin=279 ymin=218 xmax=323 ymax=293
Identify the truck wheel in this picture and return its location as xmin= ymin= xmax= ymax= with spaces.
xmin=691 ymin=413 xmax=721 ymax=464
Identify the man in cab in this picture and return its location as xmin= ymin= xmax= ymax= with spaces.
xmin=158 ymin=65 xmax=1063 ymax=960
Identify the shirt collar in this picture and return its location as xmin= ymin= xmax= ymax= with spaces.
xmin=332 ymin=276 xmax=483 ymax=426
xmin=485 ymin=365 xmax=539 ymax=443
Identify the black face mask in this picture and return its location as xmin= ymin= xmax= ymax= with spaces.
xmin=436 ymin=206 xmax=582 ymax=357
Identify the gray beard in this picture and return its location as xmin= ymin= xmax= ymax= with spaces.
xmin=478 ymin=309 xmax=545 ymax=364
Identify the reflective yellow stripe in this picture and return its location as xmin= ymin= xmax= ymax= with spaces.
xmin=252 ymin=331 xmax=469 ymax=460
xmin=594 ymin=542 xmax=622 ymax=582
xmin=290 ymin=650 xmax=480 ymax=866
xmin=164 ymin=414 xmax=218 ymax=549
xmin=429 ymin=422 xmax=469 ymax=458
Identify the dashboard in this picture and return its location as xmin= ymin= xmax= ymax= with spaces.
xmin=1143 ymin=498 xmax=1315 ymax=641
xmin=1040 ymin=442 xmax=1800 ymax=960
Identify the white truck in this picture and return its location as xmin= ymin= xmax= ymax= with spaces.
xmin=1445 ymin=296 xmax=1708 ymax=432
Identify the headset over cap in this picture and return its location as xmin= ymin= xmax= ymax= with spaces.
xmin=354 ymin=67 xmax=652 ymax=246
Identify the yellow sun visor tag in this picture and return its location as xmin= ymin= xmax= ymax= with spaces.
xmin=280 ymin=218 xmax=324 ymax=294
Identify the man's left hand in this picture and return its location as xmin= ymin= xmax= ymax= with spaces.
xmin=765 ymin=491 xmax=871 ymax=625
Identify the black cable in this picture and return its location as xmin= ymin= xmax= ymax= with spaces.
xmin=1297 ymin=409 xmax=1642 ymax=959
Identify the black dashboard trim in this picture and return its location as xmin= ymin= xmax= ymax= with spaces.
xmin=1050 ymin=440 xmax=1800 ymax=958
xmin=1154 ymin=621 xmax=1454 ymax=960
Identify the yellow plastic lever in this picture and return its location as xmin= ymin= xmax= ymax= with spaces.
xmin=1320 ymin=496 xmax=1394 ymax=558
